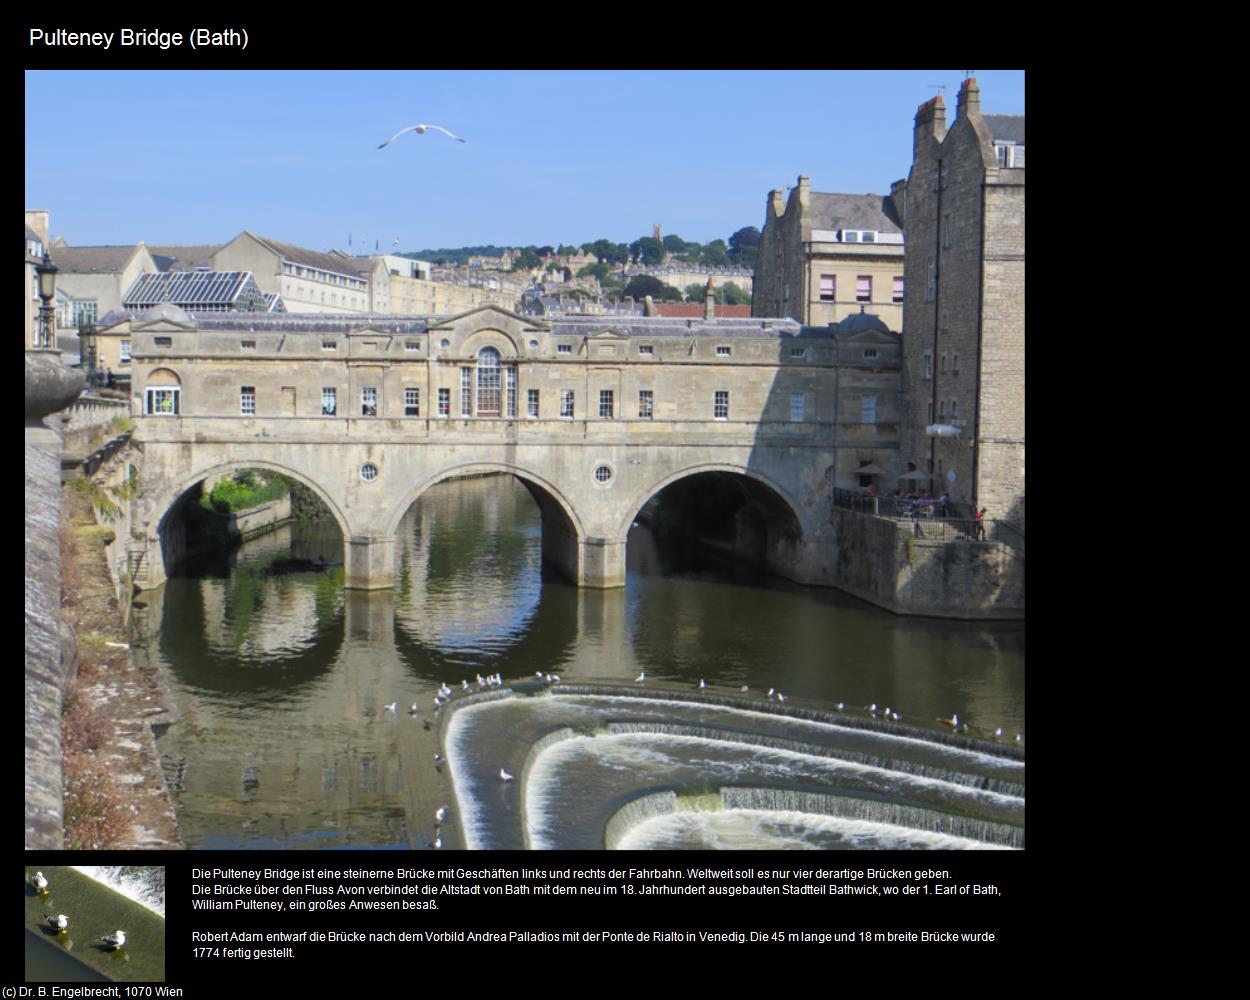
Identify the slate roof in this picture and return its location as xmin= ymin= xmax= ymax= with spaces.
xmin=47 ymin=245 xmax=140 ymax=273
xmin=247 ymin=233 xmax=366 ymax=278
xmin=808 ymin=193 xmax=902 ymax=234
xmin=652 ymin=304 xmax=754 ymax=319
xmin=149 ymin=244 xmax=222 ymax=271
xmin=983 ymin=115 xmax=1025 ymax=144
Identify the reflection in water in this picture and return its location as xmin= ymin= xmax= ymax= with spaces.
xmin=142 ymin=475 xmax=1024 ymax=850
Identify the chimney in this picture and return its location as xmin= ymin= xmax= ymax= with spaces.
xmin=770 ymin=188 xmax=786 ymax=219
xmin=957 ymin=76 xmax=980 ymax=120
xmin=704 ymin=277 xmax=715 ymax=321
xmin=643 ymin=295 xmax=656 ymax=316
xmin=914 ymin=96 xmax=947 ymax=156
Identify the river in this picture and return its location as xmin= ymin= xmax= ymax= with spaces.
xmin=138 ymin=474 xmax=1024 ymax=850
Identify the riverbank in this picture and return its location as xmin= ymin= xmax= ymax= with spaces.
xmin=59 ymin=485 xmax=182 ymax=849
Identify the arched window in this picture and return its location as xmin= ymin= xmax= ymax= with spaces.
xmin=477 ymin=347 xmax=501 ymax=416
xmin=144 ymin=368 xmax=182 ymax=415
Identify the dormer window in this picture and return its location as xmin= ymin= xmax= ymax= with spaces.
xmin=995 ymin=143 xmax=1024 ymax=168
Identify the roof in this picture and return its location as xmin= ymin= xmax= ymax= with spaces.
xmin=47 ymin=245 xmax=140 ymax=273
xmin=652 ymin=303 xmax=753 ymax=319
xmin=26 ymin=224 xmax=42 ymax=243
xmin=148 ymin=244 xmax=221 ymax=271
xmin=247 ymin=233 xmax=368 ymax=279
xmin=983 ymin=115 xmax=1025 ymax=144
xmin=834 ymin=311 xmax=892 ymax=335
xmin=124 ymin=270 xmax=266 ymax=309
xmin=807 ymin=193 xmax=902 ymax=234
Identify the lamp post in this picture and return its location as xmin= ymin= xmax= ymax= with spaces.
xmin=35 ymin=251 xmax=59 ymax=350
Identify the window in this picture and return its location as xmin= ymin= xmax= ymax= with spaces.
xmin=477 ymin=348 xmax=503 ymax=416
xmin=438 ymin=388 xmax=451 ymax=416
xmin=145 ymin=387 xmax=180 ymax=415
xmin=527 ymin=389 xmax=540 ymax=418
xmin=714 ymin=390 xmax=729 ymax=420
xmin=951 ymin=399 xmax=958 ymax=419
xmin=861 ymin=394 xmax=877 ymax=424
xmin=594 ymin=465 xmax=613 ymax=484
xmin=638 ymin=345 xmax=654 ymax=356
xmin=560 ymin=390 xmax=575 ymax=418
xmin=361 ymin=387 xmax=377 ymax=417
xmin=638 ymin=390 xmax=653 ymax=419
xmin=790 ymin=347 xmax=806 ymax=359
xmin=557 ymin=343 xmax=572 ymax=355
xmin=926 ymin=259 xmax=936 ymax=301
xmin=856 ymin=276 xmax=872 ymax=302
xmin=506 ymin=367 xmax=517 ymax=418
xmin=404 ymin=340 xmax=420 ymax=352
xmin=893 ymin=277 xmax=904 ymax=304
xmin=154 ymin=337 xmax=172 ymax=347
xmin=240 ymin=386 xmax=256 ymax=416
xmin=404 ymin=387 xmax=420 ymax=416
xmin=241 ymin=340 xmax=256 ymax=350
xmin=819 ymin=275 xmax=836 ymax=302
xmin=942 ymin=213 xmax=951 ymax=249
xmin=927 ymin=401 xmax=933 ymax=423
xmin=923 ymin=353 xmax=933 ymax=380
xmin=939 ymin=399 xmax=946 ymax=420
xmin=322 ymin=387 xmax=337 ymax=416
xmin=462 ymin=366 xmax=475 ymax=416
xmin=952 ymin=353 xmax=960 ymax=375
xmin=941 ymin=353 xmax=948 ymax=373
xmin=790 ymin=393 xmax=806 ymax=422
xmin=360 ymin=463 xmax=378 ymax=482
xmin=119 ymin=340 xmax=132 ymax=364
xmin=863 ymin=348 xmax=879 ymax=360
xmin=716 ymin=345 xmax=731 ymax=357
xmin=599 ymin=389 xmax=614 ymax=419
xmin=995 ymin=143 xmax=1024 ymax=168
xmin=72 ymin=300 xmax=98 ymax=328
xmin=322 ymin=340 xmax=336 ymax=351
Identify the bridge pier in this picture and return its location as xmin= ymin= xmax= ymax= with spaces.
xmin=579 ymin=537 xmax=626 ymax=589
xmin=344 ymin=535 xmax=395 ymax=591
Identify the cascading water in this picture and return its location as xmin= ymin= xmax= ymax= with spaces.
xmin=444 ymin=686 xmax=1024 ymax=851
xmin=70 ymin=867 xmax=165 ymax=918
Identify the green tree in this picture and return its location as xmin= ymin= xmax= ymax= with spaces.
xmin=511 ymin=249 xmax=541 ymax=271
xmin=663 ymin=234 xmax=688 ymax=255
xmin=700 ymin=240 xmax=730 ymax=267
xmin=629 ymin=236 xmax=665 ymax=266
xmin=578 ymin=261 xmax=612 ymax=282
xmin=621 ymin=274 xmax=683 ymax=301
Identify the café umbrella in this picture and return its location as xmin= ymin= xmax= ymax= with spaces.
xmin=856 ymin=463 xmax=888 ymax=476
xmin=898 ymin=469 xmax=932 ymax=481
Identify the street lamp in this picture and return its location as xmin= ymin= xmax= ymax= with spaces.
xmin=35 ymin=250 xmax=58 ymax=350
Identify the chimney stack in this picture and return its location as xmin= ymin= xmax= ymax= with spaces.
xmin=704 ymin=277 xmax=716 ymax=321
xmin=957 ymin=76 xmax=980 ymax=119
xmin=914 ymin=96 xmax=947 ymax=156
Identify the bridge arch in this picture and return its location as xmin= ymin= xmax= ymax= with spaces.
xmin=385 ymin=461 xmax=587 ymax=586
xmin=617 ymin=462 xmax=810 ymax=544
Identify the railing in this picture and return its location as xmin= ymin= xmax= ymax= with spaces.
xmin=831 ymin=488 xmax=1024 ymax=552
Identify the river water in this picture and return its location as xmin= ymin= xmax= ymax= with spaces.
xmin=139 ymin=474 xmax=1024 ymax=851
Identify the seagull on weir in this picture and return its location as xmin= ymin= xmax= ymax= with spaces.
xmin=429 ymin=832 xmax=443 ymax=849
xmin=435 ymin=806 xmax=447 ymax=824
xmin=500 ymin=768 xmax=514 ymax=782
xmin=378 ymin=124 xmax=468 ymax=148
xmin=31 ymin=872 xmax=48 ymax=891
xmin=384 ymin=702 xmax=397 ymax=714
xmin=409 ymin=702 xmax=420 ymax=716
xmin=698 ymin=679 xmax=708 ymax=690
xmin=49 ymin=914 xmax=68 ymax=933
xmin=835 ymin=702 xmax=845 ymax=711
xmin=96 ymin=931 xmax=126 ymax=950
xmin=635 ymin=671 xmax=646 ymax=684
xmin=938 ymin=714 xmax=960 ymax=728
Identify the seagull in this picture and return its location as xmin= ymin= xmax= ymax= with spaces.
xmin=422 ymin=718 xmax=433 ymax=730
xmin=776 ymin=692 xmax=787 ymax=703
xmin=378 ymin=124 xmax=468 ymax=148
xmin=546 ymin=673 xmax=560 ymax=684
xmin=1015 ymin=733 xmax=1023 ymax=743
xmin=49 ymin=914 xmax=68 ymax=932
xmin=97 ymin=931 xmax=126 ymax=950
xmin=384 ymin=702 xmax=397 ymax=714
xmin=740 ymin=685 xmax=750 ymax=693
xmin=408 ymin=702 xmax=420 ymax=715
xmin=994 ymin=727 xmax=1004 ymax=737
xmin=698 ymin=679 xmax=708 ymax=689
xmin=835 ymin=702 xmax=845 ymax=711
xmin=31 ymin=872 xmax=48 ymax=891
xmin=866 ymin=703 xmax=878 ymax=714
xmin=433 ymin=752 xmax=444 ymax=766
xmin=435 ymin=806 xmax=447 ymax=824
xmin=500 ymin=768 xmax=514 ymax=782
xmin=635 ymin=672 xmax=646 ymax=684
xmin=938 ymin=714 xmax=960 ymax=728
xmin=429 ymin=832 xmax=443 ymax=849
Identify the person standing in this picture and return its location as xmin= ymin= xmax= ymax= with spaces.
xmin=974 ymin=506 xmax=988 ymax=541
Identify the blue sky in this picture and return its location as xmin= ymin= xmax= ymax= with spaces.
xmin=25 ymin=69 xmax=1024 ymax=254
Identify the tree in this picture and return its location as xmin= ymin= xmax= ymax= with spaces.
xmin=586 ymin=239 xmax=630 ymax=265
xmin=700 ymin=239 xmax=730 ymax=267
xmin=720 ymin=282 xmax=752 ymax=306
xmin=510 ymin=249 xmax=541 ymax=271
xmin=621 ymin=274 xmax=682 ymax=302
xmin=577 ymin=261 xmax=612 ymax=282
xmin=557 ymin=244 xmax=579 ymax=256
xmin=663 ymin=234 xmax=688 ymax=255
xmin=629 ymin=236 xmax=665 ymax=266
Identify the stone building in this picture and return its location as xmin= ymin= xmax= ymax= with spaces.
xmin=43 ymin=239 xmax=158 ymax=337
xmin=753 ymin=176 xmax=904 ymax=329
xmin=213 ymin=232 xmax=370 ymax=314
xmin=25 ymin=212 xmax=49 ymax=347
xmin=896 ymin=78 xmax=1024 ymax=526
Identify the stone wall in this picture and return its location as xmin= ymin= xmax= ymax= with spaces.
xmin=828 ymin=508 xmax=1024 ymax=619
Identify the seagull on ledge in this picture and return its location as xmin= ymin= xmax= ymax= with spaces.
xmin=31 ymin=872 xmax=48 ymax=891
xmin=378 ymin=124 xmax=468 ymax=148
xmin=49 ymin=914 xmax=68 ymax=932
xmin=96 ymin=931 xmax=126 ymax=950
xmin=384 ymin=702 xmax=397 ymax=714
xmin=500 ymin=768 xmax=514 ymax=782
xmin=435 ymin=806 xmax=447 ymax=824
xmin=635 ymin=672 xmax=646 ymax=684
xmin=938 ymin=714 xmax=960 ymax=728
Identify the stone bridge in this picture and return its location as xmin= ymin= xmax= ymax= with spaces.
xmin=118 ymin=305 xmax=902 ymax=590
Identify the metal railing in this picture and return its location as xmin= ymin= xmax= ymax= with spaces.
xmin=831 ymin=488 xmax=1024 ymax=552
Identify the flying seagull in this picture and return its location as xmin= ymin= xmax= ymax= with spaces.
xmin=378 ymin=124 xmax=468 ymax=148
xmin=97 ymin=931 xmax=126 ymax=950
